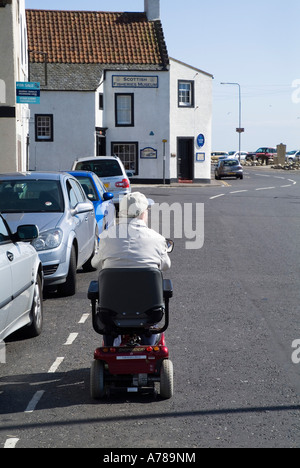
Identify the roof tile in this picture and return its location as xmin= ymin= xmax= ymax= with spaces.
xmin=26 ymin=9 xmax=169 ymax=68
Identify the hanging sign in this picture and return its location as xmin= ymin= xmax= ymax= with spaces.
xmin=16 ymin=82 xmax=40 ymax=104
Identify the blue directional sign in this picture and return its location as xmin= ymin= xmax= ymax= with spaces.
xmin=16 ymin=82 xmax=40 ymax=104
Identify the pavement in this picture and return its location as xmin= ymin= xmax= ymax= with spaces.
xmin=132 ymin=164 xmax=296 ymax=189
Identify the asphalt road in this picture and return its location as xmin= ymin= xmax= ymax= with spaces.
xmin=1 ymin=167 xmax=300 ymax=448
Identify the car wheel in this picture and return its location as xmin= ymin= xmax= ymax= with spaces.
xmin=58 ymin=245 xmax=77 ymax=297
xmin=22 ymin=275 xmax=43 ymax=338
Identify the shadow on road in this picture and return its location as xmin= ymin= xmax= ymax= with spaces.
xmin=1 ymin=367 xmax=300 ymax=433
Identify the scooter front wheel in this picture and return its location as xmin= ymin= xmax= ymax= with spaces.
xmin=90 ymin=360 xmax=106 ymax=400
xmin=160 ymin=359 xmax=174 ymax=399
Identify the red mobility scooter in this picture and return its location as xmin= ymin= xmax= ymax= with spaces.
xmin=88 ymin=266 xmax=174 ymax=399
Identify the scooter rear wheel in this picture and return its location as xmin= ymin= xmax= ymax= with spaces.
xmin=90 ymin=360 xmax=106 ymax=399
xmin=160 ymin=359 xmax=174 ymax=399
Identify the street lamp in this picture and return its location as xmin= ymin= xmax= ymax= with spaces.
xmin=220 ymin=82 xmax=243 ymax=161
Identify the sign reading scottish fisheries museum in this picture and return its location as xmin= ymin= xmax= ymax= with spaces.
xmin=112 ymin=75 xmax=159 ymax=88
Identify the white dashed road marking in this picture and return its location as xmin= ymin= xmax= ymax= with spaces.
xmin=255 ymin=187 xmax=276 ymax=191
xmin=24 ymin=390 xmax=45 ymax=413
xmin=48 ymin=357 xmax=65 ymax=374
xmin=78 ymin=313 xmax=90 ymax=324
xmin=4 ymin=438 xmax=20 ymax=449
xmin=210 ymin=172 xmax=297 ymax=200
xmin=210 ymin=194 xmax=225 ymax=200
xmin=5 ymin=308 xmax=90 ymax=446
xmin=64 ymin=333 xmax=78 ymax=346
xmin=230 ymin=190 xmax=249 ymax=194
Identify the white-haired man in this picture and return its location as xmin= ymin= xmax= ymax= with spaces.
xmin=92 ymin=192 xmax=171 ymax=345
xmin=92 ymin=192 xmax=171 ymax=271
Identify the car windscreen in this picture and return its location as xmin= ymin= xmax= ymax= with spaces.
xmin=0 ymin=180 xmax=64 ymax=213
xmin=223 ymin=160 xmax=239 ymax=167
xmin=76 ymin=160 xmax=123 ymax=177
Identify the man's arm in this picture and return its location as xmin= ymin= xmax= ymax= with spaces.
xmin=160 ymin=239 xmax=171 ymax=272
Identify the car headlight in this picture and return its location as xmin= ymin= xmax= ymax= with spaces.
xmin=32 ymin=228 xmax=63 ymax=251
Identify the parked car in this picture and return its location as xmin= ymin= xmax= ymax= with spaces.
xmin=286 ymin=150 xmax=300 ymax=163
xmin=228 ymin=151 xmax=248 ymax=161
xmin=68 ymin=171 xmax=116 ymax=235
xmin=246 ymin=147 xmax=277 ymax=164
xmin=215 ymin=159 xmax=244 ymax=180
xmin=0 ymin=215 xmax=43 ymax=341
xmin=214 ymin=155 xmax=229 ymax=166
xmin=211 ymin=152 xmax=229 ymax=163
xmin=71 ymin=156 xmax=131 ymax=207
xmin=0 ymin=172 xmax=97 ymax=297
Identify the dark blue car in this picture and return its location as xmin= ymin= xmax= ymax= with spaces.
xmin=69 ymin=171 xmax=115 ymax=237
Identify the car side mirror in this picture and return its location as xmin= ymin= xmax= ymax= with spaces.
xmin=17 ymin=225 xmax=39 ymax=242
xmin=103 ymin=192 xmax=114 ymax=201
xmin=71 ymin=202 xmax=94 ymax=216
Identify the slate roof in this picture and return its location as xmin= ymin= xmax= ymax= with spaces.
xmin=29 ymin=62 xmax=105 ymax=91
xmin=26 ymin=9 xmax=169 ymax=68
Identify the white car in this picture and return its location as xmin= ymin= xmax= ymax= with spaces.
xmin=228 ymin=151 xmax=248 ymax=161
xmin=71 ymin=156 xmax=131 ymax=206
xmin=286 ymin=150 xmax=300 ymax=163
xmin=0 ymin=215 xmax=43 ymax=341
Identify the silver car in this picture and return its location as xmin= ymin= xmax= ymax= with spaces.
xmin=0 ymin=215 xmax=43 ymax=341
xmin=215 ymin=159 xmax=244 ymax=180
xmin=71 ymin=156 xmax=131 ymax=207
xmin=0 ymin=172 xmax=97 ymax=297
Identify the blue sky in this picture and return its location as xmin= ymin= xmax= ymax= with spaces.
xmin=26 ymin=0 xmax=300 ymax=151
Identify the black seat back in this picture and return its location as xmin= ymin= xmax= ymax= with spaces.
xmin=97 ymin=268 xmax=164 ymax=334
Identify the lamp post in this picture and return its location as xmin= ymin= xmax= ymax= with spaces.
xmin=221 ymin=82 xmax=243 ymax=161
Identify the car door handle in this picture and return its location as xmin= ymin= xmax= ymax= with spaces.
xmin=7 ymin=251 xmax=14 ymax=262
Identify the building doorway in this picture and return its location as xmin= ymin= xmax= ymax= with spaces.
xmin=96 ymin=127 xmax=107 ymax=156
xmin=177 ymin=138 xmax=194 ymax=181
xmin=96 ymin=136 xmax=106 ymax=156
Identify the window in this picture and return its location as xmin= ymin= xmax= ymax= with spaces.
xmin=0 ymin=217 xmax=10 ymax=244
xmin=35 ymin=115 xmax=53 ymax=141
xmin=76 ymin=159 xmax=123 ymax=177
xmin=75 ymin=176 xmax=99 ymax=202
xmin=0 ymin=180 xmax=64 ymax=213
xmin=112 ymin=143 xmax=138 ymax=174
xmin=178 ymin=81 xmax=194 ymax=108
xmin=67 ymin=179 xmax=86 ymax=208
xmin=115 ymin=94 xmax=134 ymax=127
xmin=99 ymin=93 xmax=104 ymax=110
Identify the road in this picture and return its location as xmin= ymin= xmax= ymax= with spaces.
xmin=1 ymin=167 xmax=300 ymax=448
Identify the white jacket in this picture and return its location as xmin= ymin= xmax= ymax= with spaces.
xmin=92 ymin=218 xmax=171 ymax=271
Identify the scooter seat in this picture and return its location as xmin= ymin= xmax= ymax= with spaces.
xmin=95 ymin=268 xmax=165 ymax=335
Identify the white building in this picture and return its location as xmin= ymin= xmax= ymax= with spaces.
xmin=169 ymin=58 xmax=213 ymax=183
xmin=0 ymin=0 xmax=29 ymax=172
xmin=27 ymin=1 xmax=213 ymax=183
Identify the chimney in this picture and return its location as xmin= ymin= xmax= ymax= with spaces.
xmin=144 ymin=0 xmax=160 ymax=21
